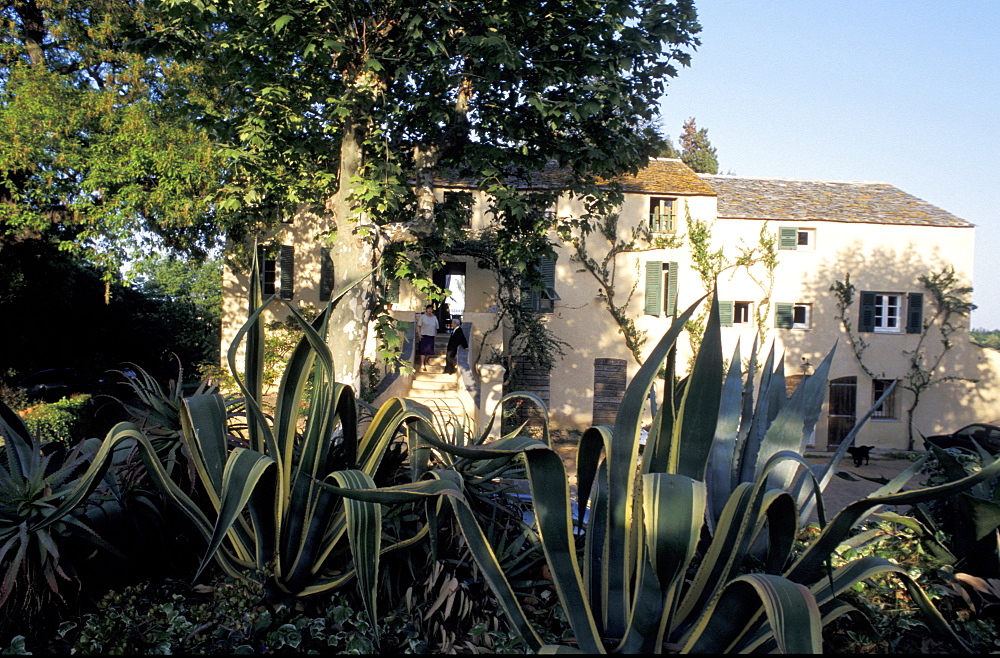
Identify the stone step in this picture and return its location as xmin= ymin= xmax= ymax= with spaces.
xmin=410 ymin=380 xmax=458 ymax=394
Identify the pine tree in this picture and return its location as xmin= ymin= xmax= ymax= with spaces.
xmin=680 ymin=117 xmax=719 ymax=174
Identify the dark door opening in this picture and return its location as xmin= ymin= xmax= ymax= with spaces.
xmin=432 ymin=262 xmax=467 ymax=329
xmin=827 ymin=376 xmax=857 ymax=446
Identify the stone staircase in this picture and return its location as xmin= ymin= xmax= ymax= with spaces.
xmin=407 ymin=333 xmax=472 ymax=425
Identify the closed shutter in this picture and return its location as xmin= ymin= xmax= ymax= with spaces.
xmin=775 ymin=302 xmax=793 ymax=329
xmin=279 ymin=245 xmax=294 ymax=300
xmin=666 ymin=261 xmax=678 ymax=316
xmin=907 ymin=292 xmax=924 ymax=334
xmin=859 ymin=291 xmax=876 ymax=332
xmin=319 ymin=247 xmax=334 ymax=302
xmin=718 ymin=301 xmax=734 ymax=327
xmin=387 ymin=277 xmax=400 ymax=304
xmin=778 ymin=227 xmax=798 ymax=250
xmin=645 ymin=261 xmax=662 ymax=315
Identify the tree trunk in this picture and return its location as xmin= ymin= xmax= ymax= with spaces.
xmin=325 ymin=111 xmax=376 ymax=391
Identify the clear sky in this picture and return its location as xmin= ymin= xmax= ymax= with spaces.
xmin=657 ymin=0 xmax=1000 ymax=328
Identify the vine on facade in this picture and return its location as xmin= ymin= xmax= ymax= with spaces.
xmin=831 ymin=267 xmax=977 ymax=450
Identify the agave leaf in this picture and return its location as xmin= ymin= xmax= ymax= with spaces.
xmin=0 ymin=397 xmax=37 ymax=475
xmin=327 ymin=470 xmax=381 ymax=637
xmin=707 ymin=341 xmax=743 ymax=526
xmin=194 ymin=448 xmax=277 ymax=582
xmin=681 ymin=573 xmax=822 ymax=654
xmin=736 ymin=342 xmax=777 ymax=485
xmin=788 ymin=453 xmax=1000 ymax=583
xmin=670 ymin=293 xmax=724 ymax=482
xmin=605 ymin=294 xmax=707 ymax=637
xmin=756 ymin=345 xmax=835 ymax=492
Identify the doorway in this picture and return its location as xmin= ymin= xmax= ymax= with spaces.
xmin=432 ymin=262 xmax=467 ymax=329
xmin=827 ymin=376 xmax=857 ymax=446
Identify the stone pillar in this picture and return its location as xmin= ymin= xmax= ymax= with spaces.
xmin=477 ymin=364 xmax=506 ymax=441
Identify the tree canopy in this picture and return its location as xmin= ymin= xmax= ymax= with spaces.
xmin=0 ymin=0 xmax=224 ymax=275
xmin=149 ymin=0 xmax=702 ymax=384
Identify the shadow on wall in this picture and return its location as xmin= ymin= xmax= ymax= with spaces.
xmin=783 ymin=243 xmax=999 ymax=440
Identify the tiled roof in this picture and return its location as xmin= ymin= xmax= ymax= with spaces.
xmin=434 ymin=158 xmax=717 ymax=196
xmin=700 ymin=175 xmax=972 ymax=228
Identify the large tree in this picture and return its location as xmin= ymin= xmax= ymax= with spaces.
xmin=154 ymin=0 xmax=702 ymax=387
xmin=0 ymin=0 xmax=223 ymax=282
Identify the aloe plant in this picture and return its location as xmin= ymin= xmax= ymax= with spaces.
xmin=321 ymin=292 xmax=1000 ymax=653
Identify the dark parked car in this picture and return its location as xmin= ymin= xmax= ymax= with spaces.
xmin=15 ymin=368 xmax=87 ymax=402
xmin=925 ymin=423 xmax=1000 ymax=455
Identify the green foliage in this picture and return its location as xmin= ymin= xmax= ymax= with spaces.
xmin=0 ymin=2 xmax=224 ymax=272
xmin=0 ymin=397 xmax=151 ymax=637
xmin=971 ymin=329 xmax=1000 ymax=350
xmin=680 ymin=117 xmax=719 ymax=174
xmin=19 ymin=395 xmax=93 ymax=446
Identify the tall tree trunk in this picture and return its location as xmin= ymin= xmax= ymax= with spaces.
xmin=326 ymin=111 xmax=376 ymax=390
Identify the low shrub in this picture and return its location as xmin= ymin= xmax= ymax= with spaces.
xmin=19 ymin=394 xmax=94 ymax=445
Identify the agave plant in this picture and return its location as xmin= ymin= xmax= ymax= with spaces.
xmin=322 ymin=292 xmax=1000 ymax=653
xmin=0 ymin=397 xmax=143 ymax=625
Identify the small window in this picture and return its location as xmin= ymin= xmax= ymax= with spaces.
xmin=872 ymin=379 xmax=897 ymax=419
xmin=796 ymin=228 xmax=815 ymax=250
xmin=258 ymin=246 xmax=277 ymax=295
xmin=734 ymin=301 xmax=751 ymax=324
xmin=779 ymin=226 xmax=815 ymax=251
xmin=649 ymin=197 xmax=676 ymax=234
xmin=792 ymin=303 xmax=811 ymax=329
xmin=522 ymin=257 xmax=559 ymax=313
xmin=776 ymin=302 xmax=810 ymax=329
xmin=859 ymin=291 xmax=922 ymax=333
xmin=644 ymin=261 xmax=678 ymax=316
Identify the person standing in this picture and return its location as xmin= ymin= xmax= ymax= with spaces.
xmin=416 ymin=304 xmax=439 ymax=371
xmin=443 ymin=318 xmax=468 ymax=374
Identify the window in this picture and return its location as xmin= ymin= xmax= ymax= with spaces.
xmin=649 ymin=197 xmax=676 ymax=234
xmin=734 ymin=301 xmax=751 ymax=324
xmin=257 ymin=245 xmax=294 ymax=299
xmin=775 ymin=302 xmax=811 ymax=329
xmin=718 ymin=301 xmax=752 ymax=327
xmin=521 ymin=257 xmax=559 ymax=313
xmin=644 ymin=261 xmax=678 ymax=316
xmin=871 ymin=379 xmax=898 ymax=419
xmin=778 ymin=226 xmax=815 ymax=251
xmin=859 ymin=291 xmax=922 ymax=333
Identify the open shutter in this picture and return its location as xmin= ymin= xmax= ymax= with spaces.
xmin=540 ymin=258 xmax=559 ymax=307
xmin=775 ymin=302 xmax=793 ymax=329
xmin=645 ymin=261 xmax=662 ymax=315
xmin=906 ymin=292 xmax=924 ymax=334
xmin=778 ymin=227 xmax=798 ymax=250
xmin=859 ymin=291 xmax=876 ymax=332
xmin=718 ymin=301 xmax=734 ymax=327
xmin=666 ymin=261 xmax=678 ymax=316
xmin=279 ymin=245 xmax=294 ymax=300
xmin=319 ymin=247 xmax=334 ymax=302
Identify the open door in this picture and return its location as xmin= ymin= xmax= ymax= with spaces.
xmin=432 ymin=262 xmax=467 ymax=329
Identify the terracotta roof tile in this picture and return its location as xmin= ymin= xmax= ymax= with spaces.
xmin=700 ymin=175 xmax=972 ymax=228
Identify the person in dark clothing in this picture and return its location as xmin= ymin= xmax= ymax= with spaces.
xmin=443 ymin=318 xmax=468 ymax=374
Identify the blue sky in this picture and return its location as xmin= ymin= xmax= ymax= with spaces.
xmin=657 ymin=0 xmax=1000 ymax=328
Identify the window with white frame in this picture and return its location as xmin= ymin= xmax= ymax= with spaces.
xmin=873 ymin=293 xmax=902 ymax=333
xmin=775 ymin=302 xmax=811 ymax=329
xmin=734 ymin=301 xmax=752 ymax=324
xmin=792 ymin=303 xmax=811 ymax=329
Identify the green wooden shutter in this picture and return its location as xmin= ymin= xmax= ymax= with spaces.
xmin=775 ymin=302 xmax=793 ymax=329
xmin=645 ymin=261 xmax=662 ymax=315
xmin=319 ymin=247 xmax=334 ymax=302
xmin=778 ymin=227 xmax=798 ymax=250
xmin=859 ymin=291 xmax=876 ymax=332
xmin=718 ymin=301 xmax=734 ymax=327
xmin=906 ymin=292 xmax=923 ymax=334
xmin=279 ymin=245 xmax=294 ymax=300
xmin=666 ymin=261 xmax=678 ymax=316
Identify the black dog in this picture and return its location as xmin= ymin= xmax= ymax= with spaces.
xmin=846 ymin=445 xmax=874 ymax=467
